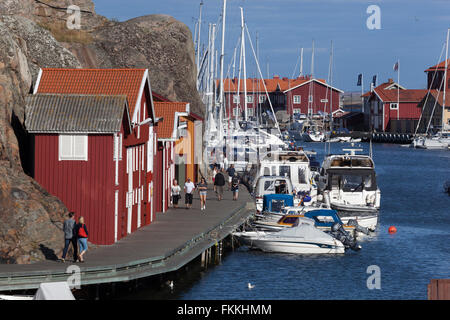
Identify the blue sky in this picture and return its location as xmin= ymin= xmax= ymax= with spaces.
xmin=92 ymin=0 xmax=450 ymax=92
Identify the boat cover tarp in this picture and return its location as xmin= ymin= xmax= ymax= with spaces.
xmin=263 ymin=194 xmax=294 ymax=212
xmin=268 ymin=219 xmax=334 ymax=243
xmin=33 ymin=282 xmax=75 ymax=300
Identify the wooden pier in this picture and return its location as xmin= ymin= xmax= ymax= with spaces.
xmin=0 ymin=187 xmax=255 ymax=292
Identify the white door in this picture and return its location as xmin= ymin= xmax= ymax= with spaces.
xmin=127 ymin=148 xmax=133 ymax=234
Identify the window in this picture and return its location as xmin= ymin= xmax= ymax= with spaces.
xmin=247 ymin=108 xmax=254 ymax=116
xmin=246 ymin=95 xmax=254 ymax=103
xmin=233 ymin=95 xmax=240 ymax=104
xmin=259 ymin=95 xmax=266 ymax=103
xmin=293 ymin=108 xmax=301 ymax=114
xmin=308 ymin=95 xmax=313 ymax=103
xmin=390 ymin=103 xmax=398 ymax=110
xmin=233 ymin=108 xmax=240 ymax=116
xmin=279 ymin=166 xmax=291 ymax=179
xmin=59 ymin=135 xmax=88 ymax=161
xmin=298 ymin=167 xmax=307 ymax=184
xmin=293 ymin=95 xmax=301 ymax=104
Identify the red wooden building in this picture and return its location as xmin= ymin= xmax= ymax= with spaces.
xmin=217 ymin=75 xmax=343 ymax=118
xmin=363 ymin=79 xmax=428 ymax=132
xmin=26 ymin=68 xmax=159 ymax=245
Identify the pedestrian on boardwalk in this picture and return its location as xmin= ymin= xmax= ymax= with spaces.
xmin=231 ymin=175 xmax=240 ymax=201
xmin=171 ymin=179 xmax=181 ymax=208
xmin=212 ymin=165 xmax=218 ymax=188
xmin=74 ymin=217 xmax=88 ymax=263
xmin=214 ymin=169 xmax=226 ymax=201
xmin=198 ymin=177 xmax=208 ymax=211
xmin=226 ymin=164 xmax=236 ymax=190
xmin=184 ymin=178 xmax=196 ymax=209
xmin=60 ymin=212 xmax=77 ymax=263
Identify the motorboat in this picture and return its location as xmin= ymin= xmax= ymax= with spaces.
xmin=317 ymin=148 xmax=380 ymax=231
xmin=233 ymin=217 xmax=346 ymax=254
xmin=253 ymin=176 xmax=298 ymax=212
xmin=252 ymin=208 xmax=370 ymax=237
xmin=255 ymin=150 xmax=318 ymax=205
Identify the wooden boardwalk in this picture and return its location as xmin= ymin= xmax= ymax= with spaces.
xmin=0 ymin=187 xmax=255 ymax=291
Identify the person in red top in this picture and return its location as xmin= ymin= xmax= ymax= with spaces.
xmin=74 ymin=216 xmax=89 ymax=262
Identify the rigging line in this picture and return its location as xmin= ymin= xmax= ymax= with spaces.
xmin=425 ymin=74 xmax=445 ymax=135
xmin=245 ymin=23 xmax=282 ymax=137
xmin=414 ymin=42 xmax=446 ymax=136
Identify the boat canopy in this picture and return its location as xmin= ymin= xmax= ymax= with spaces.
xmin=328 ymin=156 xmax=374 ymax=168
xmin=263 ymin=194 xmax=294 ymax=213
xmin=326 ymin=169 xmax=378 ymax=192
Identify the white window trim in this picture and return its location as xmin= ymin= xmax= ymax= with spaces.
xmin=58 ymin=134 xmax=88 ymax=161
xmin=293 ymin=95 xmax=301 ymax=104
xmin=246 ymin=95 xmax=254 ymax=103
xmin=233 ymin=94 xmax=240 ymax=104
xmin=259 ymin=95 xmax=266 ymax=103
xmin=390 ymin=103 xmax=399 ymax=110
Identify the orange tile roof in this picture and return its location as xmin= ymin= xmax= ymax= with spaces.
xmin=154 ymin=102 xmax=188 ymax=139
xmin=425 ymin=59 xmax=450 ymax=72
xmin=218 ymin=77 xmax=327 ymax=93
xmin=36 ymin=68 xmax=148 ymax=118
xmin=363 ymin=80 xmax=426 ymax=102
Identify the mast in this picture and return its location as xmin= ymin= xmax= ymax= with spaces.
xmin=196 ymin=1 xmax=203 ymax=88
xmin=209 ymin=24 xmax=216 ymax=118
xmin=443 ymin=28 xmax=449 ymax=133
xmin=307 ymin=40 xmax=315 ymax=118
xmin=240 ymin=7 xmax=248 ymax=121
xmin=299 ymin=47 xmax=304 ymax=77
xmin=218 ymin=0 xmax=227 ymax=140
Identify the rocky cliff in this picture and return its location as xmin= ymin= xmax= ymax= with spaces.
xmin=0 ymin=0 xmax=203 ymax=264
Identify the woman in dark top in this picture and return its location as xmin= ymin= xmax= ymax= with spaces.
xmin=198 ymin=177 xmax=208 ymax=211
xmin=74 ymin=216 xmax=89 ymax=262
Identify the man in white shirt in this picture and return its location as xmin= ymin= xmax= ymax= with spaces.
xmin=184 ymin=178 xmax=196 ymax=209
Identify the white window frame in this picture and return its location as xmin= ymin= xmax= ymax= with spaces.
xmin=233 ymin=108 xmax=240 ymax=116
xmin=259 ymin=95 xmax=265 ymax=103
xmin=293 ymin=95 xmax=301 ymax=104
xmin=390 ymin=103 xmax=398 ymax=110
xmin=233 ymin=94 xmax=240 ymax=104
xmin=293 ymin=108 xmax=301 ymax=114
xmin=308 ymin=95 xmax=313 ymax=103
xmin=247 ymin=108 xmax=254 ymax=117
xmin=246 ymin=95 xmax=254 ymax=103
xmin=58 ymin=134 xmax=88 ymax=161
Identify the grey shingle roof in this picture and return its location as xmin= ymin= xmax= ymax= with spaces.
xmin=25 ymin=94 xmax=129 ymax=133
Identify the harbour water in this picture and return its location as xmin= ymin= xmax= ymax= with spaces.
xmin=123 ymin=142 xmax=450 ymax=300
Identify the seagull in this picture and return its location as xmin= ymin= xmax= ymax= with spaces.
xmin=248 ymin=282 xmax=255 ymax=290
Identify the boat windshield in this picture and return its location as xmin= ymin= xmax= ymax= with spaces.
xmin=328 ymin=170 xmax=377 ymax=191
xmin=278 ymin=216 xmax=299 ymax=224
xmin=298 ymin=167 xmax=307 ymax=184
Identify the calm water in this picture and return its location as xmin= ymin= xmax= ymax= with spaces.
xmin=128 ymin=143 xmax=450 ymax=300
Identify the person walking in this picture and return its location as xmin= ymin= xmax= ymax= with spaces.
xmin=60 ymin=212 xmax=77 ymax=263
xmin=214 ymin=169 xmax=226 ymax=201
xmin=184 ymin=178 xmax=196 ymax=209
xmin=74 ymin=216 xmax=88 ymax=263
xmin=231 ymin=175 xmax=240 ymax=201
xmin=197 ymin=177 xmax=208 ymax=211
xmin=226 ymin=164 xmax=236 ymax=190
xmin=171 ymin=179 xmax=181 ymax=208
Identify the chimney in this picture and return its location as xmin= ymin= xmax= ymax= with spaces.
xmin=273 ymin=75 xmax=280 ymax=79
xmin=388 ymin=78 xmax=394 ymax=83
xmin=282 ymin=77 xmax=288 ymax=81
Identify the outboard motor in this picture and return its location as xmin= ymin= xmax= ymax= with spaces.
xmin=347 ymin=219 xmax=371 ymax=235
xmin=331 ymin=222 xmax=361 ymax=251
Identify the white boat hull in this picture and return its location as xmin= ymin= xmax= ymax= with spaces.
xmin=249 ymin=239 xmax=345 ymax=254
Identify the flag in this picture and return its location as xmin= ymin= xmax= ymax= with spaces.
xmin=393 ymin=61 xmax=399 ymax=72
xmin=372 ymin=75 xmax=377 ymax=87
xmin=357 ymin=74 xmax=362 ymax=86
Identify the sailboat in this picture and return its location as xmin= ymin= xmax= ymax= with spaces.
xmin=411 ymin=29 xmax=450 ymax=150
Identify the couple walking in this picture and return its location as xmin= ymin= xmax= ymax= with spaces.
xmin=214 ymin=164 xmax=240 ymax=201
xmin=60 ymin=212 xmax=89 ymax=263
xmin=171 ymin=177 xmax=208 ymax=211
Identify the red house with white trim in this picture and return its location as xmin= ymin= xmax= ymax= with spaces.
xmin=26 ymin=68 xmax=159 ymax=245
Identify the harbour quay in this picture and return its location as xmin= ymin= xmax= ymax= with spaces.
xmin=0 ymin=188 xmax=255 ymax=294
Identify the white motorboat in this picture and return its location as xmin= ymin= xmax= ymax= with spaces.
xmin=233 ymin=217 xmax=346 ymax=254
xmin=255 ymin=150 xmax=318 ymax=206
xmin=317 ymin=148 xmax=380 ymax=231
xmin=302 ymin=130 xmax=325 ymax=142
xmin=411 ymin=135 xmax=447 ymax=150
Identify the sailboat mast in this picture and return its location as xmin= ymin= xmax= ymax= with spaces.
xmin=196 ymin=1 xmax=203 ymax=78
xmin=240 ymin=7 xmax=248 ymax=121
xmin=299 ymin=47 xmax=304 ymax=77
xmin=210 ymin=24 xmax=216 ymax=118
xmin=443 ymin=28 xmax=449 ymax=131
xmin=219 ymin=0 xmax=227 ymax=138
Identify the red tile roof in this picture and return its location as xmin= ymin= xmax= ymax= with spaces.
xmin=154 ymin=102 xmax=188 ymax=139
xmin=36 ymin=68 xmax=148 ymax=118
xmin=218 ymin=76 xmax=328 ymax=93
xmin=362 ymin=80 xmax=426 ymax=102
xmin=425 ymin=59 xmax=450 ymax=72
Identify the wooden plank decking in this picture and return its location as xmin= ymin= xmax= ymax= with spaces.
xmin=0 ymin=187 xmax=255 ymax=291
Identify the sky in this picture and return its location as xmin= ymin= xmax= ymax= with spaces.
xmin=91 ymin=0 xmax=450 ymax=93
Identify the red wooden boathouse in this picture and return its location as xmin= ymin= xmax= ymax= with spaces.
xmin=26 ymin=68 xmax=159 ymax=245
